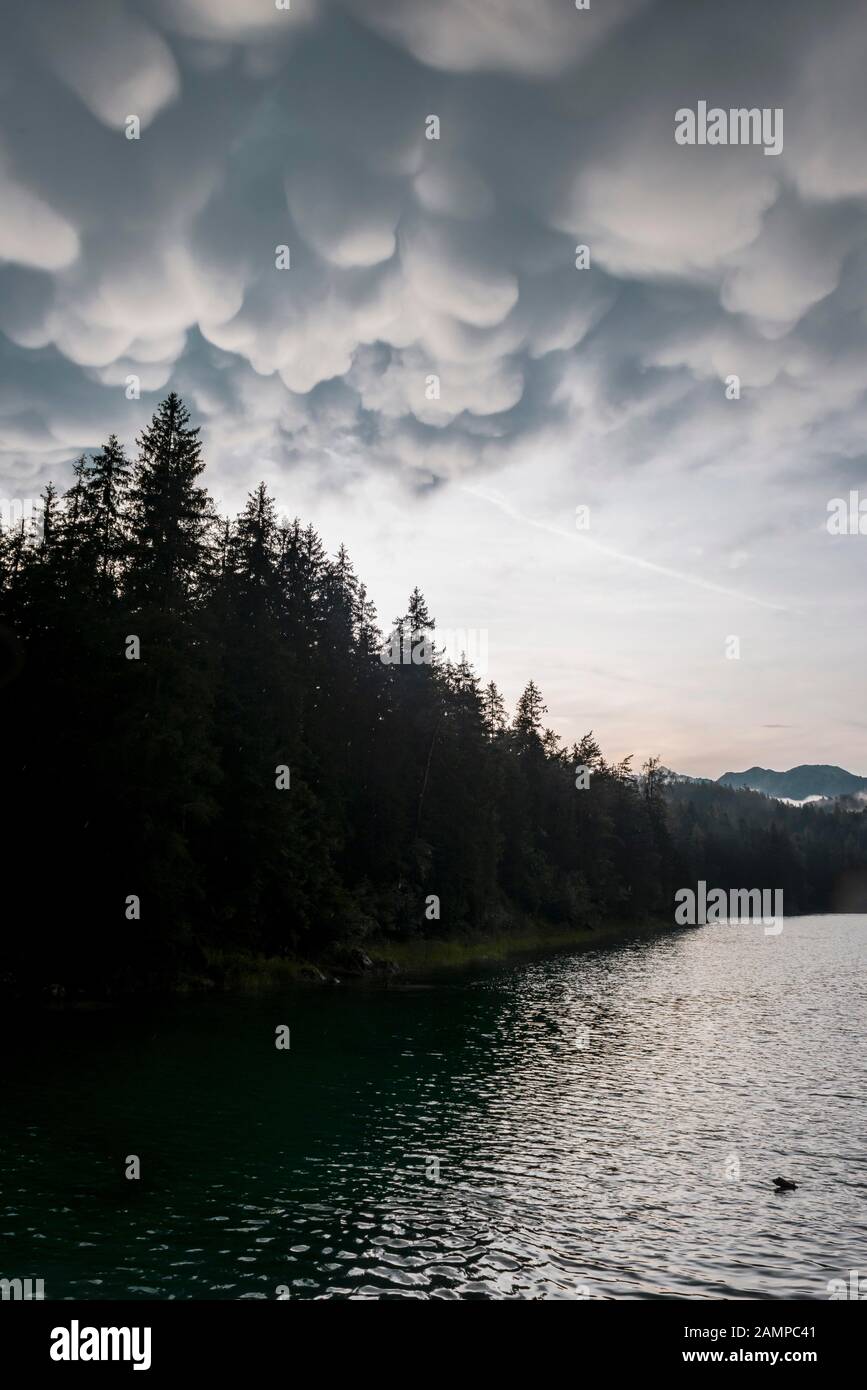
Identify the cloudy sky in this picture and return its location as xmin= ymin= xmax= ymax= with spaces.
xmin=2 ymin=0 xmax=866 ymax=777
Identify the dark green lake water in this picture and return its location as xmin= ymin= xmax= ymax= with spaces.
xmin=2 ymin=915 xmax=865 ymax=1299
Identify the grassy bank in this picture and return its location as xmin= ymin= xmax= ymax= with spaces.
xmin=368 ymin=917 xmax=671 ymax=975
xmin=193 ymin=949 xmax=319 ymax=992
xmin=194 ymin=918 xmax=671 ymax=992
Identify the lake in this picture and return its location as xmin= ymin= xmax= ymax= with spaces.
xmin=2 ymin=915 xmax=864 ymax=1300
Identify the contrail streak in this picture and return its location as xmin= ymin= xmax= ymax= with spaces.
xmin=462 ymin=486 xmax=789 ymax=613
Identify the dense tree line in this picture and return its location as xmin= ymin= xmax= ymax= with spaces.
xmin=1 ymin=394 xmax=864 ymax=994
xmin=664 ymin=778 xmax=867 ymax=916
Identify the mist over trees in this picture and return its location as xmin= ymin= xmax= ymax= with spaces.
xmin=2 ymin=395 xmax=865 ymax=995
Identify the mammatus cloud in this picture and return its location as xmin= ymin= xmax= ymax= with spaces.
xmin=0 ymin=146 xmax=80 ymax=272
xmin=0 ymin=0 xmax=865 ymax=508
xmin=32 ymin=0 xmax=181 ymax=131
xmin=353 ymin=0 xmax=651 ymax=78
xmin=1 ymin=0 xmax=867 ymax=776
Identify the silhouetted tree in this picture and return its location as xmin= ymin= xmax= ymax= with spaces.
xmin=0 ymin=392 xmax=854 ymax=996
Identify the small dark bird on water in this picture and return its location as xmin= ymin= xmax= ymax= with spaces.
xmin=772 ymin=1176 xmax=798 ymax=1191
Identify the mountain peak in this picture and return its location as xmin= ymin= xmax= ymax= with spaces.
xmin=717 ymin=765 xmax=867 ymax=800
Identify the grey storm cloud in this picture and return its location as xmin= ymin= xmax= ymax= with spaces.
xmin=1 ymin=0 xmax=867 ymax=502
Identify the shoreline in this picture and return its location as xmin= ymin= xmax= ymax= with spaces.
xmin=366 ymin=916 xmax=673 ymax=976
xmin=196 ymin=916 xmax=674 ymax=992
xmin=20 ymin=915 xmax=847 ymax=1005
xmin=11 ymin=919 xmax=675 ymax=1008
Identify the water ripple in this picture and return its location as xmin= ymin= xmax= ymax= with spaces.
xmin=1 ymin=916 xmax=864 ymax=1299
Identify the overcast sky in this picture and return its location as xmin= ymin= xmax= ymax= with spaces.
xmin=1 ymin=0 xmax=866 ymax=777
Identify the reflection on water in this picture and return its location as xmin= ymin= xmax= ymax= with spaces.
xmin=2 ymin=916 xmax=865 ymax=1299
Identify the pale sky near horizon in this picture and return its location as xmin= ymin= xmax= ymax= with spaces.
xmin=1 ymin=0 xmax=866 ymax=779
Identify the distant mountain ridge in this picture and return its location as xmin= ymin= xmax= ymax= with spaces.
xmin=717 ymin=764 xmax=867 ymax=800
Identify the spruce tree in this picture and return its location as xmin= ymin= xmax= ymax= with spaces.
xmin=126 ymin=393 xmax=213 ymax=610
xmin=512 ymin=679 xmax=547 ymax=744
xmin=57 ymin=456 xmax=92 ymax=583
xmin=481 ymin=680 xmax=507 ymax=738
xmin=86 ymin=433 xmax=132 ymax=585
xmin=39 ymin=482 xmax=60 ymax=556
